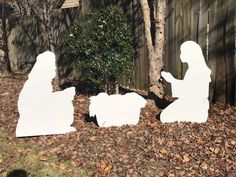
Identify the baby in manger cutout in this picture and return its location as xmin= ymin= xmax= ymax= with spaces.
xmin=16 ymin=51 xmax=76 ymax=137
xmin=161 ymin=41 xmax=211 ymax=123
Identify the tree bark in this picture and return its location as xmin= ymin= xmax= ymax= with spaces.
xmin=0 ymin=19 xmax=11 ymax=76
xmin=140 ymin=0 xmax=166 ymax=98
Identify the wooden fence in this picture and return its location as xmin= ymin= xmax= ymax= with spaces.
xmin=117 ymin=0 xmax=235 ymax=105
xmin=163 ymin=0 xmax=235 ymax=105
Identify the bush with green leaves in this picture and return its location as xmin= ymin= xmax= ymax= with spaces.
xmin=64 ymin=5 xmax=134 ymax=93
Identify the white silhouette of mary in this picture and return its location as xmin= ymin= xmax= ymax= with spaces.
xmin=16 ymin=51 xmax=76 ymax=137
xmin=160 ymin=41 xmax=211 ymax=123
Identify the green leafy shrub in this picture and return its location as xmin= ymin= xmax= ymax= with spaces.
xmin=64 ymin=5 xmax=134 ymax=93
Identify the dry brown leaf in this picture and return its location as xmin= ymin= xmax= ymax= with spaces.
xmin=128 ymin=168 xmax=134 ymax=174
xmin=101 ymin=160 xmax=107 ymax=168
xmin=149 ymin=122 xmax=158 ymax=128
xmin=59 ymin=163 xmax=66 ymax=170
xmin=159 ymin=153 xmax=164 ymax=158
xmin=200 ymin=162 xmax=208 ymax=170
xmin=168 ymin=140 xmax=174 ymax=146
xmin=117 ymin=137 xmax=122 ymax=143
xmin=103 ymin=166 xmax=111 ymax=174
xmin=43 ymin=162 xmax=50 ymax=166
xmin=101 ymin=159 xmax=109 ymax=165
xmin=89 ymin=136 xmax=97 ymax=141
xmin=157 ymin=137 xmax=164 ymax=145
xmin=214 ymin=147 xmax=220 ymax=154
xmin=175 ymin=154 xmax=181 ymax=159
xmin=168 ymin=127 xmax=173 ymax=133
xmin=67 ymin=169 xmax=73 ymax=172
xmin=38 ymin=154 xmax=48 ymax=161
xmin=183 ymin=138 xmax=190 ymax=144
xmin=160 ymin=148 xmax=167 ymax=154
xmin=196 ymin=139 xmax=205 ymax=145
xmin=175 ymin=166 xmax=181 ymax=170
xmin=182 ymin=154 xmax=190 ymax=163
xmin=49 ymin=147 xmax=59 ymax=154
xmin=101 ymin=164 xmax=111 ymax=174
xmin=50 ymin=162 xmax=57 ymax=168
xmin=209 ymin=167 xmax=215 ymax=172
xmin=0 ymin=158 xmax=2 ymax=164
xmin=101 ymin=163 xmax=107 ymax=170
xmin=17 ymin=149 xmax=23 ymax=153
xmin=18 ymin=149 xmax=29 ymax=156
xmin=101 ymin=160 xmax=111 ymax=174
xmin=209 ymin=147 xmax=215 ymax=153
xmin=71 ymin=161 xmax=77 ymax=167
xmin=224 ymin=141 xmax=230 ymax=148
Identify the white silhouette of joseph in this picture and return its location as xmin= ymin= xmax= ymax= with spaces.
xmin=16 ymin=51 xmax=76 ymax=137
xmin=161 ymin=41 xmax=211 ymax=123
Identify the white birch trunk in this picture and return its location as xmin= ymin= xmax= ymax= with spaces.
xmin=140 ymin=0 xmax=166 ymax=98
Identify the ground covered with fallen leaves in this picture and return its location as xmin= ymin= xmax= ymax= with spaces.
xmin=0 ymin=76 xmax=235 ymax=177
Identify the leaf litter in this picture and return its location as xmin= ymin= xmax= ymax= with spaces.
xmin=0 ymin=76 xmax=235 ymax=176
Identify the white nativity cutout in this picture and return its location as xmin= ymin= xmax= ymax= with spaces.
xmin=16 ymin=51 xmax=76 ymax=137
xmin=89 ymin=92 xmax=147 ymax=127
xmin=161 ymin=41 xmax=211 ymax=123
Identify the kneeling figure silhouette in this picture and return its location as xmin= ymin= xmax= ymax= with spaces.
xmin=16 ymin=51 xmax=76 ymax=137
xmin=161 ymin=41 xmax=211 ymax=123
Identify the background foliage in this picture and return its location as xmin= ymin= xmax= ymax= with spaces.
xmin=64 ymin=5 xmax=134 ymax=93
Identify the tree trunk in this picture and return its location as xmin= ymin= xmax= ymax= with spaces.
xmin=0 ymin=19 xmax=11 ymax=76
xmin=140 ymin=0 xmax=166 ymax=98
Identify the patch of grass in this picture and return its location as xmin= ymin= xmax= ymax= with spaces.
xmin=0 ymin=128 xmax=93 ymax=177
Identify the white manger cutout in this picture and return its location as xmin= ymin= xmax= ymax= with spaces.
xmin=16 ymin=51 xmax=76 ymax=137
xmin=89 ymin=92 xmax=147 ymax=127
xmin=160 ymin=41 xmax=211 ymax=123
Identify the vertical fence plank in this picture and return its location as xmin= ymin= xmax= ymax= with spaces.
xmin=142 ymin=32 xmax=148 ymax=89
xmin=181 ymin=0 xmax=191 ymax=77
xmin=173 ymin=0 xmax=183 ymax=79
xmin=139 ymin=0 xmax=148 ymax=90
xmin=198 ymin=0 xmax=210 ymax=102
xmin=132 ymin=0 xmax=148 ymax=89
xmin=190 ymin=0 xmax=200 ymax=42
xmin=208 ymin=0 xmax=218 ymax=102
xmin=138 ymin=1 xmax=148 ymax=90
xmin=198 ymin=0 xmax=208 ymax=58
xmin=122 ymin=0 xmax=134 ymax=86
xmin=132 ymin=0 xmax=140 ymax=88
xmin=225 ymin=0 xmax=235 ymax=104
xmin=214 ymin=0 xmax=227 ymax=104
xmin=209 ymin=0 xmax=227 ymax=103
xmin=163 ymin=0 xmax=174 ymax=94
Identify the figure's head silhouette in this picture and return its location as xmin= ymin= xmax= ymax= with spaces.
xmin=28 ymin=51 xmax=56 ymax=82
xmin=180 ymin=41 xmax=204 ymax=66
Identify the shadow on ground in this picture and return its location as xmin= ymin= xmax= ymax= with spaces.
xmin=6 ymin=169 xmax=27 ymax=177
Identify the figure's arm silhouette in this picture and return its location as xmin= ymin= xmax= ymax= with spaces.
xmin=161 ymin=71 xmax=185 ymax=98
